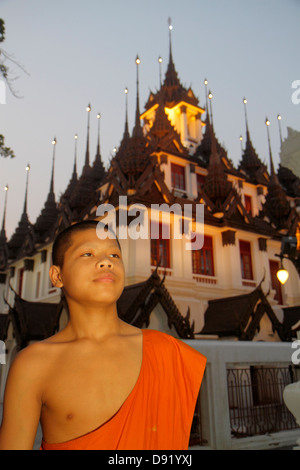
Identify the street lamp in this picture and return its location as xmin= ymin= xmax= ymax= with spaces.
xmin=276 ymin=236 xmax=297 ymax=285
xmin=277 ymin=262 xmax=289 ymax=285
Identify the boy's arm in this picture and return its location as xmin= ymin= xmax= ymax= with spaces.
xmin=0 ymin=345 xmax=43 ymax=450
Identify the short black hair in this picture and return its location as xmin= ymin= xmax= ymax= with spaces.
xmin=52 ymin=220 xmax=121 ymax=268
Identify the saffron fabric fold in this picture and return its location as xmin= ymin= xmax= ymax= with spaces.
xmin=41 ymin=329 xmax=206 ymax=450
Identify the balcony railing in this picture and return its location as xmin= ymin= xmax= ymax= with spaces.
xmin=189 ymin=364 xmax=298 ymax=447
xmin=226 ymin=365 xmax=298 ymax=438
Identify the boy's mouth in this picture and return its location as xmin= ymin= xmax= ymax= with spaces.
xmin=93 ymin=273 xmax=116 ymax=282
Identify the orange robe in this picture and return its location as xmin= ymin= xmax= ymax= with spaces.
xmin=41 ymin=329 xmax=206 ymax=450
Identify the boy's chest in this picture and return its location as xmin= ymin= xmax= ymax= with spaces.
xmin=41 ymin=339 xmax=143 ymax=440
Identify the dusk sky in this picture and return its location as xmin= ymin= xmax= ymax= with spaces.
xmin=0 ymin=0 xmax=299 ymax=237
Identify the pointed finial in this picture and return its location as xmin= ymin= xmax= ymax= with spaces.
xmin=239 ymin=135 xmax=243 ymax=156
xmin=73 ymin=133 xmax=78 ymax=177
xmin=23 ymin=163 xmax=30 ymax=214
xmin=133 ymin=55 xmax=143 ymax=138
xmin=168 ymin=17 xmax=173 ymax=63
xmin=204 ymin=78 xmax=208 ymax=110
xmin=85 ymin=103 xmax=91 ymax=167
xmin=243 ymin=97 xmax=249 ymax=137
xmin=208 ymin=90 xmax=214 ymax=128
xmin=158 ymin=56 xmax=163 ymax=88
xmin=265 ymin=117 xmax=275 ymax=175
xmin=203 ymin=78 xmax=210 ymax=126
xmin=1 ymin=185 xmax=8 ymax=232
xmin=49 ymin=136 xmax=56 ymax=194
xmin=95 ymin=113 xmax=101 ymax=161
xmin=277 ymin=114 xmax=283 ymax=146
xmin=123 ymin=87 xmax=130 ymax=139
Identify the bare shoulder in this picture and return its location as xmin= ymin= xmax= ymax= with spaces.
xmin=8 ymin=334 xmax=68 ymax=386
xmin=8 ymin=342 xmax=51 ymax=382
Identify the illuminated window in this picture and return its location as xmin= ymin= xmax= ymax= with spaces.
xmin=171 ymin=163 xmax=185 ymax=190
xmin=244 ymin=195 xmax=252 ymax=216
xmin=150 ymin=221 xmax=171 ymax=268
xmin=192 ymin=235 xmax=214 ymax=276
xmin=239 ymin=240 xmax=253 ymax=280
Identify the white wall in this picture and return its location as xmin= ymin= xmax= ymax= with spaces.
xmin=184 ymin=339 xmax=300 ymax=450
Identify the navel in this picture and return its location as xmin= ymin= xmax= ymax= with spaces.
xmin=66 ymin=413 xmax=74 ymax=421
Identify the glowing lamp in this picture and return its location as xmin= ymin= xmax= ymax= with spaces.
xmin=277 ymin=267 xmax=289 ymax=285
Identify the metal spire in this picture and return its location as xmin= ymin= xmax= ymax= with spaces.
xmin=132 ymin=55 xmax=143 ymax=138
xmin=72 ymin=134 xmax=78 ymax=178
xmin=208 ymin=90 xmax=214 ymax=128
xmin=1 ymin=185 xmax=8 ymax=232
xmin=265 ymin=117 xmax=275 ymax=176
xmin=49 ymin=137 xmax=56 ymax=194
xmin=123 ymin=87 xmax=130 ymax=139
xmin=168 ymin=17 xmax=173 ymax=64
xmin=243 ymin=97 xmax=250 ymax=138
xmin=95 ymin=113 xmax=101 ymax=161
xmin=85 ymin=103 xmax=91 ymax=167
xmin=158 ymin=56 xmax=163 ymax=88
xmin=277 ymin=114 xmax=283 ymax=146
xmin=23 ymin=163 xmax=30 ymax=215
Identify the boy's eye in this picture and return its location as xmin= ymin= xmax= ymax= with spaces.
xmin=110 ymin=253 xmax=120 ymax=258
xmin=81 ymin=252 xmax=93 ymax=257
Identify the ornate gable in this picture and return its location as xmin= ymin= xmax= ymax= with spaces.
xmin=200 ymin=281 xmax=286 ymax=341
xmin=117 ymin=268 xmax=195 ymax=339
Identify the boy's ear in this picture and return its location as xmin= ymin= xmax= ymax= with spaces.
xmin=49 ymin=265 xmax=63 ymax=288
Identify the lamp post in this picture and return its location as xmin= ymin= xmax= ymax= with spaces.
xmin=275 ymin=236 xmax=297 ymax=285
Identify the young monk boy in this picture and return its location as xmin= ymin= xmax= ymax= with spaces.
xmin=0 ymin=220 xmax=206 ymax=450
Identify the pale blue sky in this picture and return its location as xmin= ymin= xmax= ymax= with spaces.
xmin=0 ymin=0 xmax=299 ymax=237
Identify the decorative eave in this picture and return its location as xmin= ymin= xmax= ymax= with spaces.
xmin=277 ymin=164 xmax=300 ymax=198
xmin=117 ymin=267 xmax=195 ymax=339
xmin=238 ymin=124 xmax=269 ymax=185
xmin=8 ymin=213 xmax=36 ymax=261
xmin=34 ymin=194 xmax=59 ymax=244
xmin=200 ymin=281 xmax=287 ymax=341
xmin=194 ymin=116 xmax=233 ymax=172
xmin=260 ymin=175 xmax=296 ymax=233
xmin=200 ymin=125 xmax=234 ymax=217
xmin=6 ymin=288 xmax=64 ymax=350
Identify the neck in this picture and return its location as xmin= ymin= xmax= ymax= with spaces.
xmin=63 ymin=299 xmax=123 ymax=342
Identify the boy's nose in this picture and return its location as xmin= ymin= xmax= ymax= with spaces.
xmin=97 ymin=257 xmax=113 ymax=268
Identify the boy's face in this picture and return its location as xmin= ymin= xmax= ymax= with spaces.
xmin=50 ymin=228 xmax=125 ymax=308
